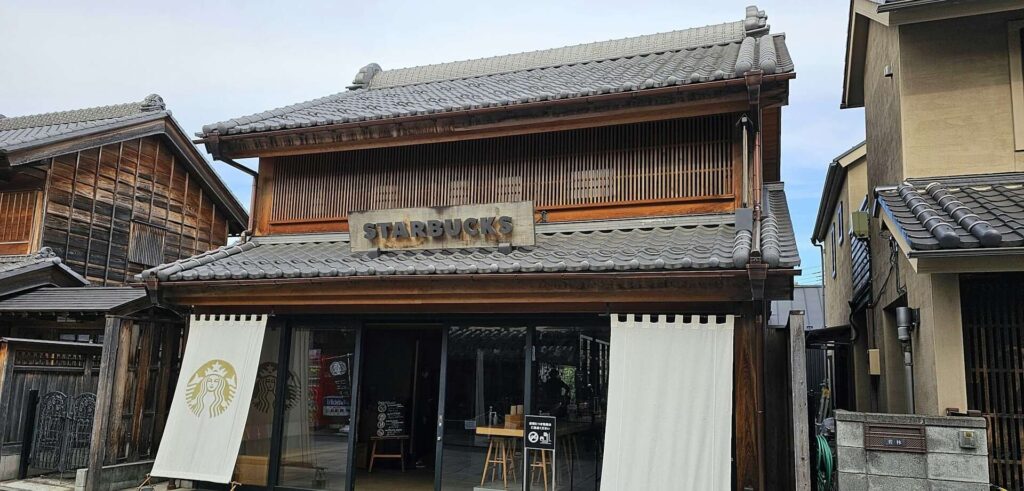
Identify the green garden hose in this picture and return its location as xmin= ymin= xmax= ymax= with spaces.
xmin=815 ymin=434 xmax=834 ymax=490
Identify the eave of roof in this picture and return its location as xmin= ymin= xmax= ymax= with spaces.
xmin=198 ymin=6 xmax=793 ymax=144
xmin=138 ymin=185 xmax=800 ymax=287
xmin=0 ymin=96 xmax=249 ymax=233
xmin=877 ymin=0 xmax=949 ymax=12
xmin=0 ymin=249 xmax=89 ymax=297
xmin=874 ymin=172 xmax=1024 ymax=257
xmin=0 ymin=287 xmax=149 ymax=314
xmin=812 ymin=141 xmax=866 ymax=242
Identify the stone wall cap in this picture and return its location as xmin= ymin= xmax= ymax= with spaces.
xmin=835 ymin=410 xmax=986 ymax=428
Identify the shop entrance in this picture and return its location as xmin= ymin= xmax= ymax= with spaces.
xmin=353 ymin=326 xmax=443 ymax=491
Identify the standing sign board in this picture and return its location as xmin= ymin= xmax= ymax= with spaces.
xmin=524 ymin=415 xmax=556 ymax=450
xmin=523 ymin=415 xmax=557 ymax=489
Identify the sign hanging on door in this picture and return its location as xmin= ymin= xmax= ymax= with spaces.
xmin=524 ymin=415 xmax=556 ymax=451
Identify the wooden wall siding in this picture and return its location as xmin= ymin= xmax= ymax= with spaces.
xmin=269 ymin=115 xmax=737 ymax=225
xmin=0 ymin=190 xmax=40 ymax=255
xmin=40 ymin=135 xmax=231 ymax=285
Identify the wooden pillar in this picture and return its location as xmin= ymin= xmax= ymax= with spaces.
xmin=106 ymin=320 xmax=134 ymax=463
xmin=788 ymin=312 xmax=811 ymax=491
xmin=152 ymin=323 xmax=180 ymax=449
xmin=86 ymin=315 xmax=125 ymax=491
xmin=129 ymin=322 xmax=155 ymax=459
xmin=734 ymin=306 xmax=765 ymax=490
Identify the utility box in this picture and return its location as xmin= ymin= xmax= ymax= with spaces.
xmin=851 ymin=211 xmax=871 ymax=238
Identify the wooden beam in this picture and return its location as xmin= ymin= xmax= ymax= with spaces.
xmin=254 ymin=158 xmax=275 ymax=236
xmin=156 ymin=270 xmax=798 ymax=311
xmin=789 ymin=311 xmax=811 ymax=491
xmin=86 ymin=316 xmax=124 ymax=491
xmin=228 ymin=97 xmax=753 ymax=159
xmin=264 ymin=196 xmax=736 ymax=235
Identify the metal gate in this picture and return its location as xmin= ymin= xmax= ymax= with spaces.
xmin=29 ymin=392 xmax=96 ymax=473
xmin=961 ymin=273 xmax=1024 ymax=490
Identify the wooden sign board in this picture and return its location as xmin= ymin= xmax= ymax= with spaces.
xmin=349 ymin=201 xmax=535 ymax=252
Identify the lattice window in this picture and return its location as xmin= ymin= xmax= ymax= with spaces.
xmin=13 ymin=350 xmax=89 ymax=369
xmin=0 ymin=190 xmax=39 ymax=253
xmin=448 ymin=180 xmax=472 ymax=205
xmin=128 ymin=221 xmax=167 ymax=267
xmin=571 ymin=168 xmax=615 ymax=201
xmin=495 ymin=176 xmax=523 ymax=202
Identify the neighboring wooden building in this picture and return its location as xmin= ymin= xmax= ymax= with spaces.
xmin=0 ymin=97 xmax=248 ymax=485
xmin=139 ymin=6 xmax=802 ymax=491
xmin=0 ymin=94 xmax=247 ymax=285
xmin=821 ymin=0 xmax=1024 ymax=487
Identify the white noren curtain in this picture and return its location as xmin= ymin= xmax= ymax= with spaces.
xmin=600 ymin=314 xmax=734 ymax=491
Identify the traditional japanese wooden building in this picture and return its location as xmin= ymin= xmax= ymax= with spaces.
xmin=141 ymin=6 xmax=801 ymax=491
xmin=0 ymin=96 xmax=247 ymax=484
xmin=0 ymin=94 xmax=247 ymax=284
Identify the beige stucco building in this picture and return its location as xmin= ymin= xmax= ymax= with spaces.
xmin=815 ymin=0 xmax=1024 ymax=487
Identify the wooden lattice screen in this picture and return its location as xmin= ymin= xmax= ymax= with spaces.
xmin=0 ymin=190 xmax=40 ymax=255
xmin=961 ymin=273 xmax=1024 ymax=489
xmin=270 ymin=114 xmax=735 ymax=222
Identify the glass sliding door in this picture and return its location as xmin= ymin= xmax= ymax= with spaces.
xmin=276 ymin=325 xmax=359 ymax=490
xmin=439 ymin=326 xmax=527 ymax=490
xmin=233 ymin=325 xmax=284 ymax=486
xmin=529 ymin=326 xmax=609 ymax=491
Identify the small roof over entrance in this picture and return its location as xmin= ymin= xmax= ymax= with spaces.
xmin=0 ymin=248 xmax=88 ymax=297
xmin=0 ymin=286 xmax=148 ymax=314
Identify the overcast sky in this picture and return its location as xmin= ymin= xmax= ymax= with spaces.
xmin=0 ymin=0 xmax=864 ymax=285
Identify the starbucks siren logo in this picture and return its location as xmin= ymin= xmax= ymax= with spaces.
xmin=185 ymin=359 xmax=238 ymax=418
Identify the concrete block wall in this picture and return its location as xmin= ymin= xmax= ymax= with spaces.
xmin=836 ymin=411 xmax=989 ymax=490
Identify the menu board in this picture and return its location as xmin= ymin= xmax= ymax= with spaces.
xmin=375 ymin=400 xmax=407 ymax=437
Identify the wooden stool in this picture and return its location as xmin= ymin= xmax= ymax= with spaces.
xmin=529 ymin=448 xmax=551 ymax=491
xmin=368 ymin=436 xmax=407 ymax=473
xmin=480 ymin=436 xmax=518 ymax=488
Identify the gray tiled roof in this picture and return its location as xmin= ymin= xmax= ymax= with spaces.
xmin=200 ymin=6 xmax=792 ymax=137
xmin=140 ymin=185 xmax=798 ymax=283
xmin=876 ymin=173 xmax=1024 ymax=252
xmin=0 ymin=287 xmax=147 ymax=313
xmin=770 ymin=285 xmax=824 ymax=329
xmin=0 ymin=95 xmax=167 ymax=152
xmin=0 ymin=248 xmax=88 ymax=284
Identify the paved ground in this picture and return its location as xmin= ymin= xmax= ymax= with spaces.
xmin=0 ymin=477 xmax=75 ymax=491
xmin=0 ymin=477 xmax=180 ymax=491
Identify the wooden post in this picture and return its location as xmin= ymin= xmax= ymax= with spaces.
xmin=86 ymin=315 xmax=124 ymax=491
xmin=734 ymin=308 xmax=762 ymax=490
xmin=789 ymin=311 xmax=811 ymax=491
xmin=128 ymin=322 xmax=155 ymax=459
xmin=17 ymin=389 xmax=39 ymax=479
xmin=105 ymin=320 xmax=134 ymax=463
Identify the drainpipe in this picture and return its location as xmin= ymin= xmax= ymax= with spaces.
xmin=896 ymin=306 xmax=917 ymax=413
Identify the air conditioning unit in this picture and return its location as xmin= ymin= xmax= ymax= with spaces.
xmin=851 ymin=211 xmax=871 ymax=238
